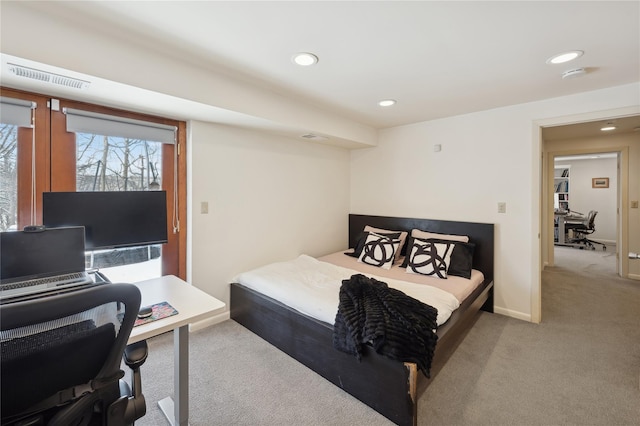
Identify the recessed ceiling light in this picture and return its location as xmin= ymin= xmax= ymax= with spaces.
xmin=546 ymin=50 xmax=584 ymax=65
xmin=292 ymin=52 xmax=318 ymax=66
xmin=378 ymin=99 xmax=396 ymax=107
xmin=600 ymin=124 xmax=616 ymax=131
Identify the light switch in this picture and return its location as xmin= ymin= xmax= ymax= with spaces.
xmin=497 ymin=202 xmax=506 ymax=214
xmin=200 ymin=201 xmax=209 ymax=214
xmin=631 ymin=201 xmax=639 ymax=209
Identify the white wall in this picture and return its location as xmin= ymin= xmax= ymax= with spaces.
xmin=350 ymin=84 xmax=640 ymax=322
xmin=557 ymin=158 xmax=617 ymax=243
xmin=188 ymin=121 xmax=351 ymax=306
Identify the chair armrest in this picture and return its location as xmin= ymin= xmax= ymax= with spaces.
xmin=120 ymin=340 xmax=148 ymax=423
xmin=123 ymin=340 xmax=148 ymax=370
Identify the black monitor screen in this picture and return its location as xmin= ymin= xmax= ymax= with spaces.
xmin=0 ymin=226 xmax=87 ymax=282
xmin=43 ymin=191 xmax=168 ymax=250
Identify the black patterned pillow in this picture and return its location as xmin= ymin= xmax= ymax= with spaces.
xmin=345 ymin=231 xmax=401 ymax=258
xmin=405 ymin=239 xmax=454 ymax=279
xmin=402 ymin=238 xmax=476 ymax=279
xmin=357 ymin=233 xmax=401 ymax=269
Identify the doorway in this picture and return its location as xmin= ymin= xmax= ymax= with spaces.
xmin=535 ymin=111 xmax=639 ymax=324
xmin=542 ymin=114 xmax=640 ymax=275
xmin=550 ymin=151 xmax=619 ymax=274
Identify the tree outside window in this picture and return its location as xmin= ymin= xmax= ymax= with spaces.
xmin=76 ymin=133 xmax=162 ymax=192
xmin=0 ymin=123 xmax=18 ymax=232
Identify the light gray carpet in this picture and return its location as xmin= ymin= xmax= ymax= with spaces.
xmin=134 ymin=247 xmax=640 ymax=425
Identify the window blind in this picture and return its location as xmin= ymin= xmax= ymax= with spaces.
xmin=0 ymin=97 xmax=36 ymax=127
xmin=64 ymin=108 xmax=176 ymax=144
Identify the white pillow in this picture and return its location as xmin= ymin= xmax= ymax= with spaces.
xmin=358 ymin=233 xmax=401 ymax=270
xmin=405 ymin=239 xmax=454 ymax=279
xmin=364 ymin=225 xmax=408 ymax=262
xmin=411 ymin=228 xmax=469 ymax=243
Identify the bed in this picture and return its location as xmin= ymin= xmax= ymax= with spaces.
xmin=230 ymin=214 xmax=494 ymax=426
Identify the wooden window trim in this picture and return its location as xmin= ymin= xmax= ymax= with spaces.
xmin=2 ymin=87 xmax=187 ymax=280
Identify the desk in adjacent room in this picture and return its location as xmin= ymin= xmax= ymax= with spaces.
xmin=554 ymin=211 xmax=586 ymax=246
xmin=127 ymin=275 xmax=226 ymax=426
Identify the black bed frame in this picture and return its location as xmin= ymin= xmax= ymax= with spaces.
xmin=231 ymin=214 xmax=494 ymax=425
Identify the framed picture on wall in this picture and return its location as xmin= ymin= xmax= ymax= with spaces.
xmin=592 ymin=177 xmax=609 ymax=188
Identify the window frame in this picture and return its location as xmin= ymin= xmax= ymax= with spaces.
xmin=1 ymin=87 xmax=187 ymax=280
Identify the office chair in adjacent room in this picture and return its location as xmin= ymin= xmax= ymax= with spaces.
xmin=1 ymin=284 xmax=148 ymax=426
xmin=566 ymin=210 xmax=607 ymax=251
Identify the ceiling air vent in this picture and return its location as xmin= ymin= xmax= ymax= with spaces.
xmin=561 ymin=68 xmax=586 ymax=79
xmin=8 ymin=63 xmax=90 ymax=89
xmin=301 ymin=133 xmax=329 ymax=141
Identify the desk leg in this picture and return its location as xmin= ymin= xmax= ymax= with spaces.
xmin=175 ymin=325 xmax=189 ymax=425
xmin=158 ymin=325 xmax=189 ymax=426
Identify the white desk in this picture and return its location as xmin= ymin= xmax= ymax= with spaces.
xmin=127 ymin=275 xmax=226 ymax=426
xmin=554 ymin=212 xmax=585 ymax=246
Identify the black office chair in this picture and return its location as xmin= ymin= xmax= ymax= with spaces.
xmin=1 ymin=283 xmax=148 ymax=426
xmin=567 ymin=210 xmax=607 ymax=251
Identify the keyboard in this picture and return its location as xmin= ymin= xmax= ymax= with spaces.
xmin=0 ymin=272 xmax=94 ymax=303
xmin=1 ymin=272 xmax=89 ymax=290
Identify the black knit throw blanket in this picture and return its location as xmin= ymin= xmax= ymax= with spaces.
xmin=333 ymin=274 xmax=439 ymax=377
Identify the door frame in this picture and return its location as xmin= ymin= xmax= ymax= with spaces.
xmin=532 ymin=105 xmax=638 ymax=324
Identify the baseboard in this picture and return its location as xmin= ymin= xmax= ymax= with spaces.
xmin=493 ymin=306 xmax=532 ymax=322
xmin=189 ymin=311 xmax=230 ymax=332
xmin=592 ymin=238 xmax=615 ymax=246
xmin=628 ymin=273 xmax=640 ymax=281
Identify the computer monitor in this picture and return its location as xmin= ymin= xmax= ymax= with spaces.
xmin=43 ymin=191 xmax=168 ymax=250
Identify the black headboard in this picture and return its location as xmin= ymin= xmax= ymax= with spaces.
xmin=349 ymin=214 xmax=494 ymax=284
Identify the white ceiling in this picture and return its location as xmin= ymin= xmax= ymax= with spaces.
xmin=1 ymin=1 xmax=639 ymax=133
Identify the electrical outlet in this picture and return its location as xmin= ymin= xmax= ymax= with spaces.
xmin=200 ymin=201 xmax=209 ymax=214
xmin=497 ymin=202 xmax=506 ymax=214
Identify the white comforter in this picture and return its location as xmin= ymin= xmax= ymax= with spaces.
xmin=234 ymin=254 xmax=460 ymax=326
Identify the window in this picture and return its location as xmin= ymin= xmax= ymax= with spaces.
xmin=61 ymin=107 xmax=178 ymax=281
xmin=0 ymin=88 xmax=187 ymax=281
xmin=0 ymin=122 xmax=18 ymax=231
xmin=0 ymin=93 xmax=48 ymax=231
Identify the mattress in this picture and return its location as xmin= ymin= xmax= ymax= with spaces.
xmin=233 ymin=251 xmax=483 ymax=327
